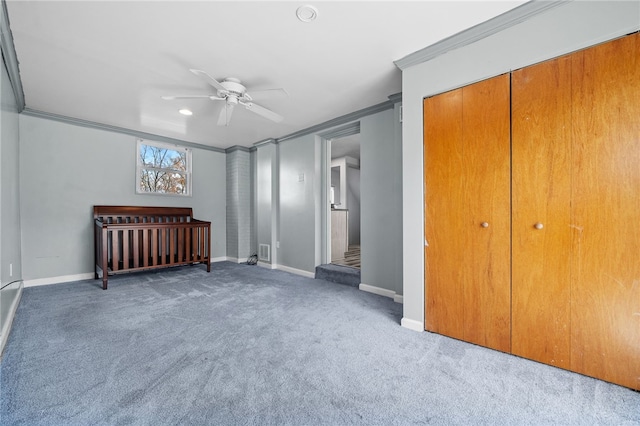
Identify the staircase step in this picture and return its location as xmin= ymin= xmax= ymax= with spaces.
xmin=314 ymin=263 xmax=361 ymax=287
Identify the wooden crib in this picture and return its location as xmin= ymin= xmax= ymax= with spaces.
xmin=94 ymin=206 xmax=211 ymax=289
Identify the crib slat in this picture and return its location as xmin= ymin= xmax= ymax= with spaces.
xmin=159 ymin=228 xmax=166 ymax=265
xmin=143 ymin=229 xmax=149 ymax=267
xmin=133 ymin=229 xmax=140 ymax=268
xmin=122 ymin=229 xmax=130 ymax=270
xmin=199 ymin=226 xmax=205 ymax=261
xmin=112 ymin=230 xmax=120 ymax=271
xmin=151 ymin=228 xmax=158 ymax=266
xmin=191 ymin=228 xmax=198 ymax=261
xmin=169 ymin=227 xmax=176 ymax=264
xmin=185 ymin=227 xmax=191 ymax=261
xmin=178 ymin=227 xmax=184 ymax=262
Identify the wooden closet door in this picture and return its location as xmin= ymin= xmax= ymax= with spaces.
xmin=571 ymin=33 xmax=640 ymax=390
xmin=461 ymin=75 xmax=511 ymax=352
xmin=424 ymin=88 xmax=465 ymax=340
xmin=424 ymin=74 xmax=511 ymax=352
xmin=511 ymin=57 xmax=572 ymax=368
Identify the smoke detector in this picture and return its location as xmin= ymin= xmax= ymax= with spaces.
xmin=296 ymin=5 xmax=318 ymax=22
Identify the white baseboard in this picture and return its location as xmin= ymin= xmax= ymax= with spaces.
xmin=359 ymin=283 xmax=395 ymax=299
xmin=257 ymin=261 xmax=276 ymax=269
xmin=255 ymin=262 xmax=314 ymax=278
xmin=24 ymin=273 xmax=94 ymax=287
xmin=210 ymin=256 xmax=229 ymax=263
xmin=359 ymin=283 xmax=403 ymax=304
xmin=401 ymin=317 xmax=424 ymax=332
xmin=275 ymin=264 xmax=315 ymax=278
xmin=0 ymin=282 xmax=23 ymax=357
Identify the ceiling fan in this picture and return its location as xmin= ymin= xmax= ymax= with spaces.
xmin=162 ymin=69 xmax=287 ymax=126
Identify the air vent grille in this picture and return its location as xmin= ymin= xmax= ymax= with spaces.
xmin=258 ymin=244 xmax=270 ymax=262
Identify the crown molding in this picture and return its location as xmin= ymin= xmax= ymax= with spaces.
xmin=275 ymin=97 xmax=394 ymax=144
xmin=0 ymin=0 xmax=25 ymax=110
xmin=388 ymin=92 xmax=402 ymax=104
xmin=22 ymin=108 xmax=226 ymax=153
xmin=253 ymin=138 xmax=277 ymax=148
xmin=394 ymin=0 xmax=572 ymax=70
xmin=318 ymin=122 xmax=361 ymax=141
xmin=225 ymin=145 xmax=251 ymax=154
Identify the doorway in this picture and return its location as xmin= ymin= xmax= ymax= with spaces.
xmin=330 ymin=134 xmax=360 ymax=268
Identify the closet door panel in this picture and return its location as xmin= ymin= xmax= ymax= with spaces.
xmin=571 ymin=34 xmax=640 ymax=390
xmin=461 ymin=74 xmax=511 ymax=352
xmin=424 ymin=89 xmax=465 ymax=339
xmin=511 ymin=57 xmax=572 ymax=368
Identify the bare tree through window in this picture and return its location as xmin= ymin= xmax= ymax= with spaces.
xmin=138 ymin=141 xmax=191 ymax=195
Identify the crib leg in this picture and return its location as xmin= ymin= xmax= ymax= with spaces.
xmin=102 ymin=277 xmax=108 ymax=290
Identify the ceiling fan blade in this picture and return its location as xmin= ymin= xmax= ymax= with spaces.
xmin=161 ymin=95 xmax=224 ymax=100
xmin=243 ymin=101 xmax=283 ymax=123
xmin=190 ymin=69 xmax=226 ymax=92
xmin=217 ymin=103 xmax=235 ymax=126
xmin=247 ymin=88 xmax=289 ymax=101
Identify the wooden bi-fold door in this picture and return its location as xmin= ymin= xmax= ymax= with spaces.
xmin=511 ymin=55 xmax=573 ymax=369
xmin=424 ymin=74 xmax=511 ymax=353
xmin=569 ymin=33 xmax=640 ymax=390
xmin=426 ymin=33 xmax=639 ymax=390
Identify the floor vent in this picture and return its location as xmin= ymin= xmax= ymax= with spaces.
xmin=258 ymin=244 xmax=270 ymax=262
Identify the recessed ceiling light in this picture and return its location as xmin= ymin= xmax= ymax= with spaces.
xmin=179 ymin=109 xmax=193 ymax=116
xmin=296 ymin=5 xmax=318 ymax=23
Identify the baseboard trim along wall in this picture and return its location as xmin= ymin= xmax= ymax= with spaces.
xmin=257 ymin=261 xmax=276 ymax=270
xmin=24 ymin=273 xmax=95 ymax=287
xmin=256 ymin=261 xmax=315 ymax=279
xmin=275 ymin=264 xmax=315 ymax=279
xmin=0 ymin=282 xmax=23 ymax=357
xmin=26 ymin=259 xmax=230 ymax=287
xmin=401 ymin=317 xmax=424 ymax=332
xmin=359 ymin=283 xmax=403 ymax=304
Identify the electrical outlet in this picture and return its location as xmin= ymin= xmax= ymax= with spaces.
xmin=276 ymin=241 xmax=280 ymax=249
xmin=298 ymin=173 xmax=305 ymax=182
xmin=9 ymin=263 xmax=13 ymax=277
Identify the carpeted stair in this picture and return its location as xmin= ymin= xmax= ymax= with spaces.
xmin=314 ymin=263 xmax=361 ymax=287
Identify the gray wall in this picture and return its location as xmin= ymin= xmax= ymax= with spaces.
xmin=252 ymin=108 xmax=402 ymax=290
xmin=330 ymin=167 xmax=340 ymax=206
xmin=277 ymin=134 xmax=320 ymax=273
xmin=0 ymin=52 xmax=23 ymax=351
xmin=255 ymin=141 xmax=278 ymax=265
xmin=346 ymin=166 xmax=360 ymax=245
xmin=226 ymin=148 xmax=251 ymax=262
xmin=401 ymin=0 xmax=640 ymax=328
xmin=250 ymin=149 xmax=257 ymax=256
xmin=360 ymin=108 xmax=402 ymax=295
xmin=19 ymin=115 xmax=226 ymax=282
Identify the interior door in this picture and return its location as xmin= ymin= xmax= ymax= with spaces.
xmin=511 ymin=56 xmax=572 ymax=368
xmin=424 ymin=74 xmax=511 ymax=352
xmin=424 ymin=88 xmax=465 ymax=340
xmin=461 ymin=75 xmax=511 ymax=352
xmin=570 ymin=33 xmax=640 ymax=390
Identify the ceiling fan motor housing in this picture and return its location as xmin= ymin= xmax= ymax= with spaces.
xmin=220 ymin=78 xmax=246 ymax=97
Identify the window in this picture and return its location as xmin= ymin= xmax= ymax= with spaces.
xmin=136 ymin=139 xmax=192 ymax=196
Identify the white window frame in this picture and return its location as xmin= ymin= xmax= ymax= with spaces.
xmin=136 ymin=138 xmax=192 ymax=196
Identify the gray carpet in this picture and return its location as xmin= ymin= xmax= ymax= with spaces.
xmin=1 ymin=262 xmax=638 ymax=425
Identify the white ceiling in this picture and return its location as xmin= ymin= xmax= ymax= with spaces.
xmin=6 ymin=1 xmax=526 ymax=150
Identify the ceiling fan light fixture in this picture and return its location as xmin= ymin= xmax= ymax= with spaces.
xmin=296 ymin=5 xmax=318 ymax=22
xmin=179 ymin=108 xmax=193 ymax=116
